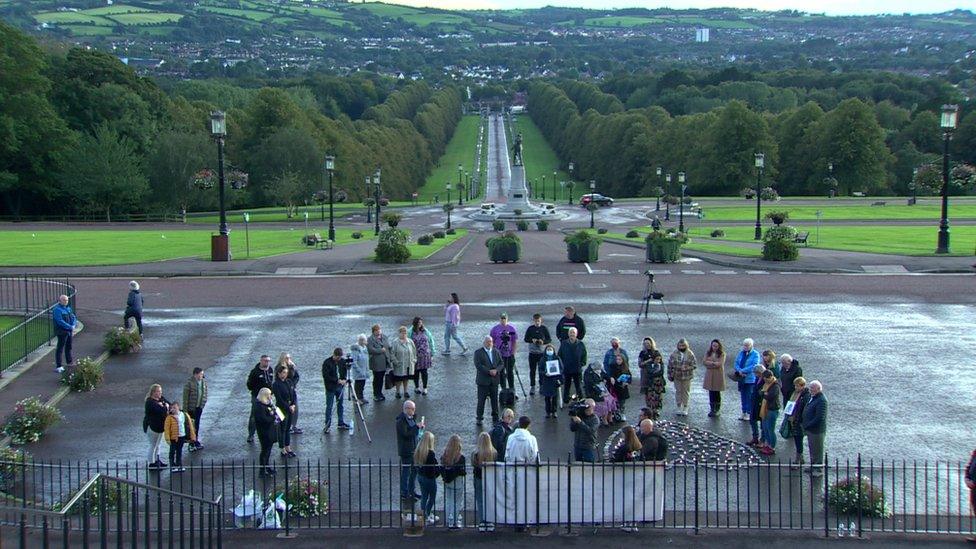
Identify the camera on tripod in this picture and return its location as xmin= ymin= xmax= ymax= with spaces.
xmin=637 ymin=269 xmax=671 ymax=324
xmin=341 ymin=354 xmax=355 ymax=367
xmin=499 ymin=331 xmax=511 ymax=351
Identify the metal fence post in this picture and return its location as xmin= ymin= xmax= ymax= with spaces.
xmin=823 ymin=452 xmax=830 ymax=538
xmin=856 ymin=453 xmax=863 ymax=538
xmin=694 ymin=460 xmax=700 ymax=535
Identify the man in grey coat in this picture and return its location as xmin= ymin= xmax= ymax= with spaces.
xmin=474 ymin=336 xmax=502 ymax=426
xmin=367 ymin=324 xmax=391 ymax=401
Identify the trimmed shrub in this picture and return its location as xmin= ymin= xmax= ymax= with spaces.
xmin=351 ymin=231 xmax=363 ymax=239
xmin=513 ymin=209 xmax=523 ymax=216
xmin=2 ymin=397 xmax=62 ymax=445
xmin=486 ymin=231 xmax=521 ymax=263
xmin=416 ymin=234 xmax=434 ymax=245
xmin=597 ymin=228 xmax=608 ymax=234
xmin=710 ymin=229 xmax=726 ymax=238
xmin=516 ymin=221 xmax=529 ymax=231
xmin=626 ymin=230 xmax=640 ymax=238
xmin=104 ymin=327 xmax=142 ymax=354
xmin=828 ymin=477 xmax=892 ymax=518
xmin=536 ymin=220 xmax=549 ymax=231
xmin=740 ymin=187 xmax=756 ymax=199
xmin=60 ymin=357 xmax=103 ymax=392
xmin=432 ymin=230 xmax=446 ymax=239
xmin=445 ymin=228 xmax=456 ymax=235
xmin=375 ymin=228 xmax=411 ymax=263
xmin=762 ymin=238 xmax=799 ymax=261
xmin=492 ymin=220 xmax=505 ymax=231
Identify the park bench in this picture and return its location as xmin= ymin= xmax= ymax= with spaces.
xmin=871 ymin=201 xmax=886 ymax=206
xmin=303 ymin=233 xmax=334 ymax=250
xmin=794 ymin=232 xmax=810 ymax=246
xmin=852 ymin=191 xmax=866 ymax=197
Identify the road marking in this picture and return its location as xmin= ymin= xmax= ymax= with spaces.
xmin=584 ymin=262 xmax=594 ymax=274
xmin=619 ymin=269 xmax=640 ymax=275
xmin=572 ymin=271 xmax=589 ymax=275
xmin=274 ymin=267 xmax=318 ymax=275
xmin=493 ymin=272 xmax=511 ymax=275
xmin=520 ymin=271 xmax=538 ymax=275
xmin=441 ymin=272 xmax=460 ymax=276
xmin=589 ymin=269 xmax=610 ymax=275
xmin=418 ymin=272 xmax=435 ymax=276
xmin=711 ymin=270 xmax=738 ymax=275
xmin=607 ymin=253 xmax=636 ymax=257
xmin=681 ymin=270 xmax=705 ymax=275
xmin=467 ymin=272 xmax=484 ymax=275
xmin=746 ymin=270 xmax=770 ymax=275
xmin=547 ymin=271 xmax=564 ymax=275
xmin=780 ymin=272 xmax=803 ymax=275
xmin=649 ymin=269 xmax=671 ymax=275
xmin=391 ymin=273 xmax=410 ymax=276
xmin=861 ymin=265 xmax=908 ymax=273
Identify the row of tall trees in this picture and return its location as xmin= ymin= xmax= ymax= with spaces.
xmin=528 ymin=79 xmax=975 ymax=198
xmin=0 ymin=22 xmax=463 ymax=218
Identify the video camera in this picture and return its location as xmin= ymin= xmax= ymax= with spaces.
xmin=567 ymin=398 xmax=589 ymax=418
xmin=341 ymin=354 xmax=355 ymax=367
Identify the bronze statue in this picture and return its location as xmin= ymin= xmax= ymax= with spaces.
xmin=512 ymin=132 xmax=523 ymax=166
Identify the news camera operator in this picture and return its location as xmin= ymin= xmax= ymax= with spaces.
xmin=490 ymin=313 xmax=518 ymax=392
xmin=569 ymin=398 xmax=600 ymax=463
xmin=322 ymin=347 xmax=351 ymax=433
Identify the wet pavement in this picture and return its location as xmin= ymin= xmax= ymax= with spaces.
xmin=25 ymin=285 xmax=976 ymax=467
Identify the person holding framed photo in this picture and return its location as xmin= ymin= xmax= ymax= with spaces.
xmin=539 ymin=344 xmax=562 ymax=418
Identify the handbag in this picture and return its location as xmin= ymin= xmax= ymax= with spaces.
xmin=778 ymin=418 xmax=795 ymax=439
xmin=384 ymin=370 xmax=395 ymax=390
xmin=728 ymin=370 xmax=745 ymax=382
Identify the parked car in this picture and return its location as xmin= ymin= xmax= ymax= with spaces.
xmin=579 ymin=194 xmax=614 ymax=207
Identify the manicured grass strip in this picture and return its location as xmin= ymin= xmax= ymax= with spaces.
xmin=186 ymin=202 xmax=413 ymax=224
xmin=584 ymin=229 xmax=761 ymax=258
xmin=697 ymin=203 xmax=976 ymax=222
xmin=0 ymin=315 xmax=51 ymax=372
xmin=686 ymin=225 xmax=976 ymax=256
xmin=0 ymin=229 xmax=375 ymax=266
xmin=416 ymin=115 xmax=482 ymax=202
xmin=0 ymin=316 xmax=22 ymax=334
xmin=512 ymin=117 xmax=574 ymax=204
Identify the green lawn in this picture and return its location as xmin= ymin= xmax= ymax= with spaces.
xmin=198 ymin=6 xmax=275 ymax=21
xmin=510 ymin=117 xmax=574 ymax=203
xmin=698 ymin=203 xmax=976 ymax=222
xmin=0 ymin=315 xmax=50 ymax=372
xmin=583 ymin=16 xmax=665 ymax=27
xmin=186 ymin=202 xmax=415 ymax=224
xmin=370 ymin=229 xmax=468 ymax=261
xmin=34 ymin=11 xmax=114 ymax=25
xmin=109 ymin=12 xmax=182 ymax=24
xmin=0 ymin=316 xmax=21 ymax=334
xmin=415 ymin=115 xmax=483 ymax=202
xmin=83 ymin=4 xmax=152 ymax=15
xmin=0 ymin=229 xmax=375 ymax=266
xmin=583 ymin=228 xmax=760 ymax=258
xmin=64 ymin=25 xmax=115 ymax=36
xmin=686 ymin=224 xmax=976 ymax=256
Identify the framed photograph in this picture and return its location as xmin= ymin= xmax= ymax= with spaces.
xmin=783 ymin=401 xmax=796 ymax=416
xmin=545 ymin=360 xmax=561 ymax=377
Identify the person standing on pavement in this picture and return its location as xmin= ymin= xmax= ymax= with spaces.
xmin=474 ymin=336 xmax=502 ymax=426
xmin=758 ymin=369 xmax=781 ymax=456
xmin=523 ymin=313 xmax=551 ymax=395
xmin=277 ymin=353 xmax=302 ymax=435
xmin=609 ymin=425 xmax=642 ymax=463
xmin=390 ymin=326 xmax=417 ymax=399
xmin=123 ymin=281 xmax=144 ymax=336
xmin=321 ymin=347 xmax=351 ymax=433
xmin=702 ymin=339 xmax=726 ymax=418
xmin=490 ymin=313 xmax=518 ymax=391
xmin=558 ymin=327 xmax=587 ymax=403
xmin=801 ymin=380 xmax=828 ymax=475
xmin=746 ymin=364 xmax=767 ymax=447
xmin=667 ymin=338 xmax=697 ymax=416
xmin=414 ymin=431 xmax=440 ymax=524
xmin=539 ymin=344 xmax=562 ymax=418
xmin=52 ymin=295 xmax=76 ymax=373
xmin=966 ymin=448 xmax=976 ymax=543
xmin=396 ymin=400 xmax=423 ymax=500
xmin=605 ymin=353 xmax=632 ymax=415
xmin=163 ymin=401 xmax=196 ymax=473
xmin=734 ymin=339 xmax=761 ymax=421
xmin=246 ymin=355 xmax=274 ymax=443
xmin=638 ymin=337 xmax=666 ymax=420
xmin=272 ymin=365 xmax=297 ymax=459
xmin=443 ymin=293 xmax=468 ymax=355
xmin=409 ymin=317 xmax=436 ymax=396
xmin=440 ymin=434 xmax=467 ymax=529
xmin=504 ymin=416 xmax=539 ymax=463
xmin=471 ymin=432 xmax=498 ymax=532
xmin=181 ymin=368 xmax=207 ymax=451
xmin=786 ymin=377 xmax=810 ymax=468
xmin=253 ymin=387 xmax=278 ymax=477
xmin=570 ymin=399 xmax=600 ymax=462
xmin=778 ymin=354 xmax=802 ymax=403
xmin=367 ymin=324 xmax=392 ymax=401
xmin=762 ymin=349 xmax=779 ymax=378
xmin=350 ymin=335 xmax=370 ymax=403
xmin=490 ymin=409 xmax=515 ymax=462
xmin=602 ymin=337 xmax=629 ymax=374
xmin=555 ymin=306 xmax=585 ymax=342
xmin=144 ymin=384 xmax=170 ymax=469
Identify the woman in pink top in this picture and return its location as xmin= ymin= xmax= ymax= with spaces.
xmin=443 ymin=292 xmax=468 ymax=356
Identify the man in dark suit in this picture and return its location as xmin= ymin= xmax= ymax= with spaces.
xmin=474 ymin=335 xmax=502 ymax=426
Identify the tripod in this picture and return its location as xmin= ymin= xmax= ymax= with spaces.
xmin=347 ymin=382 xmax=372 ymax=443
xmin=636 ymin=271 xmax=671 ymax=324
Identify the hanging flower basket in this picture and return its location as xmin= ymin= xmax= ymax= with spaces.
xmin=191 ymin=169 xmax=216 ymax=190
xmin=229 ymin=170 xmax=248 ymax=190
xmin=312 ymin=190 xmax=328 ymax=204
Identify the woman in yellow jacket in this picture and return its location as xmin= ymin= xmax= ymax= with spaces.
xmin=164 ymin=402 xmax=197 ymax=473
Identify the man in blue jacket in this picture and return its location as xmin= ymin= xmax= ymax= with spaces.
xmin=124 ymin=280 xmax=144 ymax=335
xmin=733 ymin=338 xmax=761 ymax=421
xmin=52 ymin=295 xmax=76 ymax=373
xmin=801 ymin=380 xmax=828 ymax=476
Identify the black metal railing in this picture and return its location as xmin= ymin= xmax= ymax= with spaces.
xmin=0 ymin=276 xmax=76 ymax=372
xmin=0 ymin=455 xmax=971 ymax=539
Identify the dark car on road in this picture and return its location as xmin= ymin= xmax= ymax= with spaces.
xmin=579 ymin=193 xmax=614 ymax=207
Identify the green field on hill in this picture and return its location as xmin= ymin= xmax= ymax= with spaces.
xmin=415 ymin=115 xmax=484 ymax=202
xmin=583 ymin=16 xmax=666 ymax=27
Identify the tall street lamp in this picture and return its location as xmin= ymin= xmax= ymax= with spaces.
xmin=665 ymin=173 xmax=672 ymax=221
xmin=365 ymin=176 xmax=372 ymax=223
xmin=457 ymin=163 xmax=464 ymax=206
xmin=754 ymin=153 xmax=765 ymax=240
xmin=446 ymin=182 xmax=452 ymax=205
xmin=210 ymin=111 xmax=229 ymax=262
xmin=552 ymin=170 xmax=557 ymax=201
xmin=678 ymin=172 xmax=687 ymax=233
xmin=541 ymin=173 xmax=547 ymax=201
xmin=936 ymin=104 xmax=958 ymax=254
xmin=655 ymin=166 xmax=663 ymax=211
xmin=373 ymin=167 xmax=382 ymax=236
xmin=910 ymin=167 xmax=918 ymax=205
xmin=568 ymin=162 xmax=575 ymax=205
xmin=325 ymin=154 xmax=336 ymax=242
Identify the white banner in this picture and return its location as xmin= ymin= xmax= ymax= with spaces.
xmin=483 ymin=462 xmax=665 ymax=524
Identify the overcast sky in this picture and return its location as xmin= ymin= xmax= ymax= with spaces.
xmin=391 ymin=0 xmax=970 ymax=16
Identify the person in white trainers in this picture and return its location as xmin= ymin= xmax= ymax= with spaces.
xmin=733 ymin=338 xmax=761 ymax=421
xmin=667 ymin=339 xmax=697 ymax=416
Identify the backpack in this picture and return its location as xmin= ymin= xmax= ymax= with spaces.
xmin=499 ymin=388 xmax=516 ymax=407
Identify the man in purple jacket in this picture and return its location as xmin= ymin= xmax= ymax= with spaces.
xmin=490 ymin=313 xmax=518 ymax=391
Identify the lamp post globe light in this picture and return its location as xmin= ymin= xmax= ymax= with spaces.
xmin=655 ymin=166 xmax=663 ymax=211
xmin=678 ymin=172 xmax=687 ymax=233
xmin=457 ymin=163 xmax=464 ymax=206
xmin=373 ymin=167 xmax=381 ymax=236
xmin=665 ymin=173 xmax=672 ymax=221
xmin=209 ymin=110 xmax=230 ymax=261
xmin=936 ymin=104 xmax=958 ymax=254
xmin=568 ymin=162 xmax=575 ymax=205
xmin=754 ymin=152 xmax=765 ymax=240
xmin=325 ymin=154 xmax=336 ymax=242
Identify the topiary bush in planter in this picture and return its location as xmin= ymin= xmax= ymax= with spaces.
xmin=0 ymin=447 xmax=29 ymax=492
xmin=2 ymin=397 xmax=62 ymax=445
xmin=375 ymin=227 xmax=411 ymax=263
xmin=492 ymin=220 xmax=505 ymax=231
xmin=516 ymin=221 xmax=528 ymax=231
xmin=486 ymin=231 xmax=521 ymax=263
xmin=536 ymin=220 xmax=549 ymax=231
xmin=828 ymin=476 xmax=892 ymax=518
xmin=710 ymin=229 xmax=726 ymax=238
xmin=626 ymin=230 xmax=640 ymax=238
xmin=645 ymin=230 xmax=687 ymax=263
xmin=564 ymin=230 xmax=601 ymax=263
xmin=762 ymin=225 xmax=799 ymax=261
xmin=760 ymin=187 xmax=781 ymax=201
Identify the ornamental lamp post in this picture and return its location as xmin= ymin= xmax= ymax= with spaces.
xmin=325 ymin=154 xmax=336 ymax=242
xmin=655 ymin=166 xmax=663 ymax=211
xmin=754 ymin=152 xmax=765 ymax=240
xmin=665 ymin=173 xmax=672 ymax=221
xmin=242 ymin=212 xmax=250 ymax=258
xmin=541 ymin=173 xmax=547 ymax=201
xmin=446 ymin=182 xmax=452 ymax=205
xmin=936 ymin=104 xmax=958 ymax=254
xmin=910 ymin=167 xmax=918 ymax=205
xmin=209 ymin=111 xmax=230 ymax=261
xmin=552 ymin=170 xmax=557 ymax=201
xmin=457 ymin=163 xmax=464 ymax=206
xmin=678 ymin=172 xmax=687 ymax=233
xmin=373 ymin=167 xmax=381 ymax=236
xmin=365 ymin=176 xmax=372 ymax=223
xmin=568 ymin=162 xmax=575 ymax=205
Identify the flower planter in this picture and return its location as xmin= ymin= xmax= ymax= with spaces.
xmin=567 ymin=241 xmax=599 ymax=263
xmin=646 ymin=239 xmax=682 ymax=263
xmin=488 ymin=243 xmax=520 ymax=263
